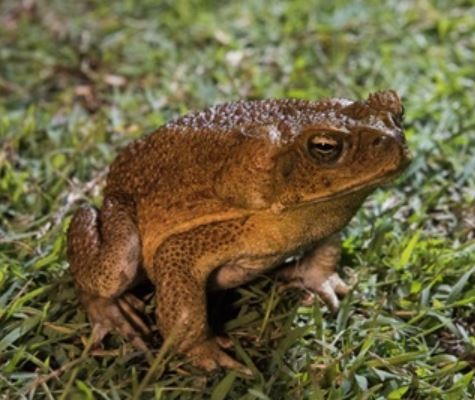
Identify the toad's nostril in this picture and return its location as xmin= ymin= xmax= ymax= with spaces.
xmin=372 ymin=137 xmax=383 ymax=147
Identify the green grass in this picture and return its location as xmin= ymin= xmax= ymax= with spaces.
xmin=1 ymin=0 xmax=474 ymax=398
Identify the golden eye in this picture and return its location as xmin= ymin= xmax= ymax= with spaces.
xmin=308 ymin=134 xmax=343 ymax=163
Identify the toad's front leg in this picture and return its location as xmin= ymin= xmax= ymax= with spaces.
xmin=277 ymin=233 xmax=351 ymax=311
xmin=151 ymin=221 xmax=252 ymax=375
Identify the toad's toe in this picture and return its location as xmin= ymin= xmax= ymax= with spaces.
xmin=80 ymin=291 xmax=150 ymax=353
xmin=187 ymin=339 xmax=252 ymax=376
xmin=278 ymin=272 xmax=352 ymax=312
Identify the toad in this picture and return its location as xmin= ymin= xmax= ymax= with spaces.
xmin=67 ymin=90 xmax=410 ymax=374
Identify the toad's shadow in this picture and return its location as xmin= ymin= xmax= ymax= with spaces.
xmin=207 ymin=289 xmax=241 ymax=334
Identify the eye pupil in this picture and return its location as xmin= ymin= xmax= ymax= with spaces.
xmin=314 ymin=142 xmax=335 ymax=152
xmin=308 ymin=134 xmax=344 ymax=163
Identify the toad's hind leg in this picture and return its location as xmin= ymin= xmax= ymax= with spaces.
xmin=67 ymin=195 xmax=149 ymax=351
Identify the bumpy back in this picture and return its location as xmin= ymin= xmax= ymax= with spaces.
xmin=105 ymin=91 xmax=403 ymax=198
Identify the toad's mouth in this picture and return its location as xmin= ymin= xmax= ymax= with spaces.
xmin=293 ymin=146 xmax=412 ymax=209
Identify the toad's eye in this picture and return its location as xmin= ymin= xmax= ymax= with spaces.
xmin=308 ymin=134 xmax=344 ymax=163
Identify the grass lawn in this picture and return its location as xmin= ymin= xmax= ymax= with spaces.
xmin=1 ymin=0 xmax=474 ymax=398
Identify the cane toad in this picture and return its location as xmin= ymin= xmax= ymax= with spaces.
xmin=67 ymin=90 xmax=411 ymax=374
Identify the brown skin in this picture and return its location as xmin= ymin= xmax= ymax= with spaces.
xmin=67 ymin=90 xmax=411 ymax=374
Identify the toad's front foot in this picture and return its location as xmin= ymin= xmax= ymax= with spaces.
xmin=187 ymin=339 xmax=252 ymax=376
xmin=278 ymin=271 xmax=350 ymax=311
xmin=277 ymin=233 xmax=354 ymax=312
xmin=79 ymin=291 xmax=151 ymax=353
